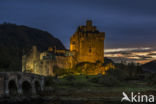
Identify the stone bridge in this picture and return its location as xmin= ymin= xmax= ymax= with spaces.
xmin=0 ymin=72 xmax=44 ymax=95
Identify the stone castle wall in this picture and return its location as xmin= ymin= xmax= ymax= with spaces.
xmin=22 ymin=46 xmax=74 ymax=76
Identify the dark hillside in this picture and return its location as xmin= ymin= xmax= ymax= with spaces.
xmin=0 ymin=23 xmax=65 ymax=71
xmin=142 ymin=60 xmax=156 ymax=73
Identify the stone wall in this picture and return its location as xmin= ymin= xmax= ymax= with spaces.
xmin=0 ymin=76 xmax=4 ymax=95
xmin=22 ymin=46 xmax=74 ymax=76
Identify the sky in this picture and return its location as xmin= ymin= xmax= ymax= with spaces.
xmin=0 ymin=0 xmax=156 ymax=64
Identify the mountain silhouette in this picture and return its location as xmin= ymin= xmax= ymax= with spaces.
xmin=142 ymin=60 xmax=156 ymax=73
xmin=0 ymin=23 xmax=65 ymax=71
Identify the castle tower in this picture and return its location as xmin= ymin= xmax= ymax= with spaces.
xmin=70 ymin=20 xmax=105 ymax=63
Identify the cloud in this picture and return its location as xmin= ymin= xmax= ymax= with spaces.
xmin=0 ymin=0 xmax=156 ymax=49
xmin=105 ymin=47 xmax=156 ymax=64
xmin=105 ymin=47 xmax=152 ymax=54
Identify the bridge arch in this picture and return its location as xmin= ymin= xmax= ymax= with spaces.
xmin=8 ymin=80 xmax=18 ymax=95
xmin=34 ymin=80 xmax=41 ymax=94
xmin=22 ymin=80 xmax=32 ymax=95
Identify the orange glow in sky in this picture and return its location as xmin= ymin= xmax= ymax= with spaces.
xmin=105 ymin=47 xmax=156 ymax=64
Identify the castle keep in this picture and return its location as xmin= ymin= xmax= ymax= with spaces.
xmin=70 ymin=20 xmax=105 ymax=63
xmin=22 ymin=20 xmax=105 ymax=76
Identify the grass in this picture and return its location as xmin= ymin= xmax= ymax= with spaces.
xmin=53 ymin=75 xmax=156 ymax=93
xmin=43 ymin=75 xmax=156 ymax=99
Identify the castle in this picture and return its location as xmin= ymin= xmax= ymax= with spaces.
xmin=22 ymin=20 xmax=105 ymax=76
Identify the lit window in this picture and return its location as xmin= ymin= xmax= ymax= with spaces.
xmin=89 ymin=47 xmax=92 ymax=53
xmin=72 ymin=41 xmax=75 ymax=44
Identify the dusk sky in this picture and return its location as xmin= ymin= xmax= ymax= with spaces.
xmin=0 ymin=0 xmax=156 ymax=63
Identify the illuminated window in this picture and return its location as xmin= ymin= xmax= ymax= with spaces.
xmin=89 ymin=47 xmax=92 ymax=53
xmin=72 ymin=41 xmax=75 ymax=44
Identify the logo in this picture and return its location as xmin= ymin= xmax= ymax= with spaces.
xmin=121 ymin=92 xmax=154 ymax=103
